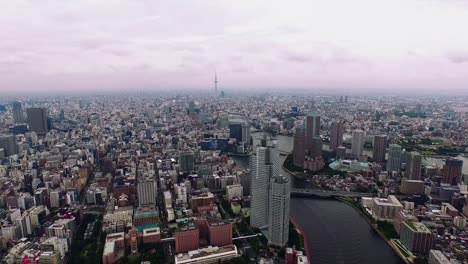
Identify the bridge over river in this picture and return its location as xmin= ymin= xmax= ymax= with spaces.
xmin=291 ymin=188 xmax=375 ymax=198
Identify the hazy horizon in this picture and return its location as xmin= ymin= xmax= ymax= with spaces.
xmin=1 ymin=0 xmax=468 ymax=94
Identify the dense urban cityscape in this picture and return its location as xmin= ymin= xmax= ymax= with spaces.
xmin=0 ymin=92 xmax=466 ymax=264
xmin=1 ymin=0 xmax=468 ymax=263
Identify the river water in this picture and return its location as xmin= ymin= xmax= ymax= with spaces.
xmin=232 ymin=133 xmax=404 ymax=264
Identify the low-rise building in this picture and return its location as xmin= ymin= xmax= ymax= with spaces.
xmin=174 ymin=245 xmax=238 ymax=264
xmin=428 ymin=250 xmax=451 ymax=264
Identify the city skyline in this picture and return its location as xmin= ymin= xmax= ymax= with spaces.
xmin=1 ymin=0 xmax=468 ymax=94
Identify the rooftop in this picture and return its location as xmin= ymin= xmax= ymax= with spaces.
xmin=405 ymin=221 xmax=431 ymax=233
xmin=175 ymin=245 xmax=237 ymax=262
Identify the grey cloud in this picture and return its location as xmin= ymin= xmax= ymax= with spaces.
xmin=447 ymin=51 xmax=468 ymax=64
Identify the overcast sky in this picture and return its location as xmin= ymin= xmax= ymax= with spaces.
xmin=1 ymin=0 xmax=468 ymax=94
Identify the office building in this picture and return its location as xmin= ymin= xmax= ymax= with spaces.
xmin=229 ymin=122 xmax=242 ymax=141
xmin=40 ymin=237 xmax=68 ymax=261
xmin=428 ymin=250 xmax=450 ymax=264
xmin=306 ymin=112 xmax=320 ymax=153
xmin=268 ymin=176 xmax=291 ymax=247
xmin=27 ymin=108 xmax=48 ymax=135
xmin=393 ymin=211 xmax=418 ymax=235
xmin=207 ymin=220 xmax=232 ymax=246
xmin=137 ymin=177 xmax=156 ymax=206
xmin=179 ymin=151 xmax=195 ymax=173
xmin=0 ymin=134 xmax=18 ymax=157
xmin=309 ymin=136 xmax=322 ymax=159
xmin=241 ymin=123 xmax=250 ymax=143
xmin=330 ymin=122 xmax=344 ymax=151
xmin=250 ymin=145 xmax=278 ymax=229
xmin=142 ymin=227 xmax=161 ymax=244
xmin=12 ymin=101 xmax=25 ymax=124
xmin=453 ymin=216 xmax=466 ymax=230
xmin=400 ymin=222 xmax=434 ymax=255
xmin=387 ymin=144 xmax=402 ymax=172
xmin=38 ymin=251 xmax=61 ymax=264
xmin=372 ymin=135 xmax=387 ymax=163
xmin=405 ymin=152 xmax=422 ymax=180
xmin=133 ymin=206 xmax=159 ymax=227
xmin=102 ymin=232 xmax=125 ymax=264
xmin=443 ymin=158 xmax=463 ymax=185
xmin=175 ymin=222 xmax=199 ymax=253
xmin=351 ymin=130 xmax=365 ymax=158
xmin=50 ymin=191 xmax=61 ymax=208
xmin=336 ymin=146 xmax=346 ymax=160
xmin=441 ymin=203 xmax=459 ymax=218
xmin=293 ymin=126 xmax=306 ymax=168
xmin=188 ymin=101 xmax=195 ymax=114
xmin=400 ymin=178 xmax=425 ymax=194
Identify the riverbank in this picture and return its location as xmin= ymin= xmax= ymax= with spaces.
xmin=336 ymin=197 xmax=412 ymax=264
xmin=289 ymin=217 xmax=310 ymax=261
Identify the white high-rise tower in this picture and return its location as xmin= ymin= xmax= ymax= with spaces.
xmin=250 ymin=145 xmax=279 ymax=229
xmin=268 ymin=175 xmax=291 ymax=247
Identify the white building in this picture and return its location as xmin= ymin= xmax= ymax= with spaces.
xmin=250 ymin=146 xmax=278 ymax=229
xmin=50 ymin=190 xmax=61 ymax=208
xmin=370 ymin=195 xmax=403 ymax=221
xmin=268 ymin=176 xmax=291 ymax=247
xmin=41 ymin=237 xmax=69 ymax=259
xmin=16 ymin=212 xmax=32 ymax=237
xmin=453 ymin=216 xmax=466 ymax=230
xmin=226 ymin=184 xmax=243 ymax=201
xmin=164 ymin=191 xmax=173 ymax=209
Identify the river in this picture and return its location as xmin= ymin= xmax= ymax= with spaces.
xmin=232 ymin=133 xmax=404 ymax=264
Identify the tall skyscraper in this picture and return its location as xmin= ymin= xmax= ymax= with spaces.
xmin=306 ymin=112 xmax=320 ymax=153
xmin=0 ymin=134 xmax=18 ymax=157
xmin=292 ymin=126 xmax=306 ymax=168
xmin=330 ymin=122 xmax=344 ymax=151
xmin=405 ymin=152 xmax=422 ymax=180
xmin=188 ymin=101 xmax=195 ymax=114
xmin=137 ymin=176 xmax=156 ymax=206
xmin=229 ymin=122 xmax=243 ymax=142
xmin=268 ymin=175 xmax=291 ymax=247
xmin=443 ymin=158 xmax=463 ymax=185
xmin=250 ymin=145 xmax=278 ymax=229
xmin=351 ymin=130 xmax=365 ymax=158
xmin=179 ymin=151 xmax=195 ymax=173
xmin=372 ymin=135 xmax=388 ymax=163
xmin=387 ymin=144 xmax=402 ymax=172
xmin=27 ymin=108 xmax=48 ymax=135
xmin=310 ymin=136 xmax=322 ymax=159
xmin=241 ymin=123 xmax=250 ymax=143
xmin=402 ymin=150 xmax=412 ymax=168
xmin=12 ymin=102 xmax=25 ymax=124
